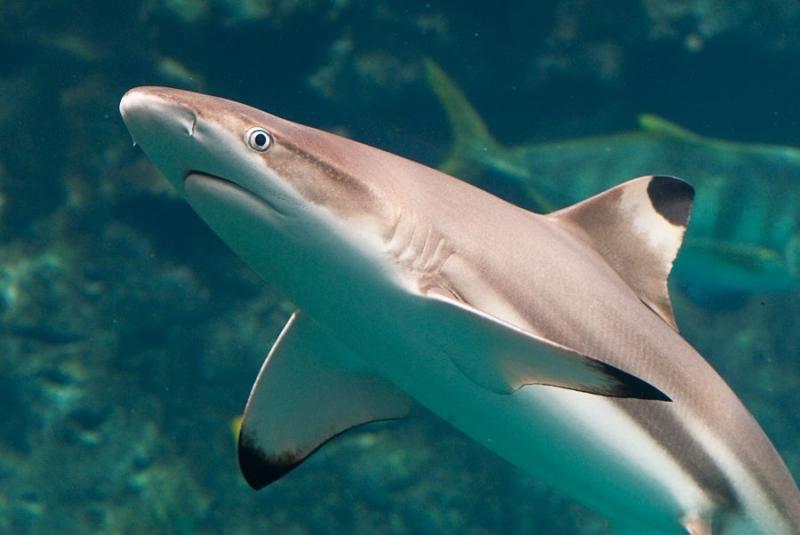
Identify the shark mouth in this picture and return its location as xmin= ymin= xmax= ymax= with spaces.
xmin=184 ymin=171 xmax=286 ymax=217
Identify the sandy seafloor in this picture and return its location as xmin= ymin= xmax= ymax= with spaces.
xmin=1 ymin=1 xmax=800 ymax=533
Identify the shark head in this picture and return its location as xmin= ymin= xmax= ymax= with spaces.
xmin=119 ymin=87 xmax=390 ymax=222
xmin=119 ymin=87 xmax=400 ymax=304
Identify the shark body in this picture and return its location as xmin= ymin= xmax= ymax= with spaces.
xmin=426 ymin=63 xmax=800 ymax=306
xmin=120 ymin=87 xmax=800 ymax=534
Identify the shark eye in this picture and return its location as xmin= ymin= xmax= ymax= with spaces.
xmin=246 ymin=128 xmax=273 ymax=152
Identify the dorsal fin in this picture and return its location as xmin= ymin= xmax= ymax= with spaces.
xmin=549 ymin=175 xmax=694 ymax=330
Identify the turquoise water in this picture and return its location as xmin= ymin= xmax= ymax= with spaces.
xmin=2 ymin=1 xmax=800 ymax=533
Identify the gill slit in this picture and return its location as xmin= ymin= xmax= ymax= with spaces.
xmin=385 ymin=208 xmax=460 ymax=300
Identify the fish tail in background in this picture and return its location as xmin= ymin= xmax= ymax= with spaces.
xmin=424 ymin=60 xmax=555 ymax=210
xmin=424 ymin=60 xmax=500 ymax=178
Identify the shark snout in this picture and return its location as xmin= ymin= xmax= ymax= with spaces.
xmin=120 ymin=87 xmax=198 ymax=145
xmin=120 ymin=86 xmax=209 ymax=193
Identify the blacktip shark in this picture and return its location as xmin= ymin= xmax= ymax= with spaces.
xmin=119 ymin=86 xmax=800 ymax=534
xmin=425 ymin=62 xmax=800 ymax=306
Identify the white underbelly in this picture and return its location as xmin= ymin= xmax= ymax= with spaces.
xmin=389 ymin=353 xmax=713 ymax=534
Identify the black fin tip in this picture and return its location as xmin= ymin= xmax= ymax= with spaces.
xmin=647 ymin=175 xmax=694 ymax=227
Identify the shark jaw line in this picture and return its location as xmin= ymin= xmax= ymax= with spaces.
xmin=183 ymin=171 xmax=287 ymax=218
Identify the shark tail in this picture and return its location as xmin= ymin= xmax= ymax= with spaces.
xmin=424 ymin=60 xmax=503 ymax=178
xmin=424 ymin=61 xmax=556 ymax=212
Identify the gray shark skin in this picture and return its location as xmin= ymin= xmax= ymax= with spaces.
xmin=120 ymin=87 xmax=800 ymax=534
xmin=426 ymin=62 xmax=800 ymax=306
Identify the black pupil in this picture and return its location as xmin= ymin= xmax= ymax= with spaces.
xmin=254 ymin=132 xmax=267 ymax=147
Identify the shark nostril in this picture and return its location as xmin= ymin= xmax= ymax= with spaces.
xmin=168 ymin=105 xmax=198 ymax=137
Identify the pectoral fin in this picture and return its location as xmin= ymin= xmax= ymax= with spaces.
xmin=423 ymin=294 xmax=669 ymax=401
xmin=238 ymin=312 xmax=411 ymax=489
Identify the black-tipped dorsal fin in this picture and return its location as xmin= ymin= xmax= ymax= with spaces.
xmin=238 ymin=312 xmax=411 ymax=489
xmin=549 ymin=175 xmax=694 ymax=330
